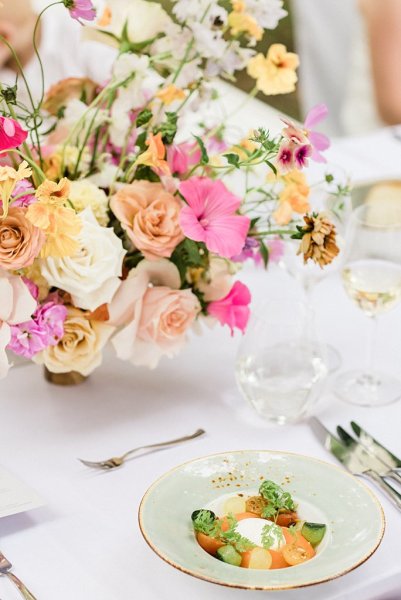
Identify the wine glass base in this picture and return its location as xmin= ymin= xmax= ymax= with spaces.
xmin=334 ymin=370 xmax=401 ymax=407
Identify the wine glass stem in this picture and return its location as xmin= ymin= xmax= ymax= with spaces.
xmin=366 ymin=315 xmax=378 ymax=376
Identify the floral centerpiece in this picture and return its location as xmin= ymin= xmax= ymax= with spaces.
xmin=0 ymin=0 xmax=340 ymax=381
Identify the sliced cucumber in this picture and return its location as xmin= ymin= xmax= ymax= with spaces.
xmin=216 ymin=545 xmax=242 ymax=566
xmin=301 ymin=522 xmax=326 ymax=546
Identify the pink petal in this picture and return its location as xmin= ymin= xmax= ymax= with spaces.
xmin=309 ymin=131 xmax=330 ymax=152
xmin=180 ymin=177 xmax=241 ymax=220
xmin=179 ymin=205 xmax=207 ymax=243
xmin=304 ymin=104 xmax=329 ymax=129
xmin=205 ymin=215 xmax=250 ymax=258
xmin=3 ymin=117 xmax=15 ymax=137
xmin=310 ymin=148 xmax=327 ymax=163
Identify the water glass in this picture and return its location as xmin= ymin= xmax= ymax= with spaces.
xmin=235 ymin=300 xmax=328 ymax=424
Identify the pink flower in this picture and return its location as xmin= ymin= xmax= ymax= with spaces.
xmin=22 ymin=277 xmax=39 ymax=300
xmin=267 ymin=238 xmax=285 ymax=263
xmin=11 ymin=180 xmax=36 ymax=207
xmin=179 ymin=177 xmax=250 ymax=258
xmin=8 ymin=301 xmax=67 ymax=359
xmin=0 ymin=116 xmax=27 ymax=152
xmin=277 ymin=141 xmax=295 ymax=173
xmin=304 ymin=103 xmax=330 ymax=163
xmin=167 ymin=142 xmax=201 ymax=176
xmin=207 ymin=281 xmax=251 ymax=335
xmin=232 ymin=237 xmax=263 ymax=266
xmin=64 ymin=0 xmax=96 ymax=21
xmin=294 ymin=143 xmax=312 ymax=169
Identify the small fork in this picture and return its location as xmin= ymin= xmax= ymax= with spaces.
xmin=78 ymin=428 xmax=205 ymax=470
xmin=0 ymin=550 xmax=37 ymax=600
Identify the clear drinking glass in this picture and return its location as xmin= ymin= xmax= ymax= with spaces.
xmin=235 ymin=300 xmax=328 ymax=424
xmin=335 ymin=201 xmax=401 ymax=406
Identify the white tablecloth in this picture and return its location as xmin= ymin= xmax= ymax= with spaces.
xmin=1 ymin=93 xmax=401 ymax=600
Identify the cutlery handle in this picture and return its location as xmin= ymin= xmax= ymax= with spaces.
xmin=388 ymin=469 xmax=401 ymax=486
xmin=6 ymin=572 xmax=38 ymax=600
xmin=121 ymin=428 xmax=205 ymax=460
xmin=364 ymin=469 xmax=401 ymax=511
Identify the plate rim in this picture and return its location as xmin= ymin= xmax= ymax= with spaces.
xmin=138 ymin=449 xmax=386 ymax=591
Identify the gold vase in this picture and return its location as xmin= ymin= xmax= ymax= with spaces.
xmin=44 ymin=367 xmax=87 ymax=386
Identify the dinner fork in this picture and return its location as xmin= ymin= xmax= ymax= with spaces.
xmin=0 ymin=551 xmax=37 ymax=600
xmin=79 ymin=428 xmax=205 ymax=470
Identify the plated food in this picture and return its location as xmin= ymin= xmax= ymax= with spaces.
xmin=192 ymin=478 xmax=326 ymax=570
xmin=139 ymin=451 xmax=385 ymax=590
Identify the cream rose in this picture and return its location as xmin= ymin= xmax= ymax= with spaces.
xmin=109 ymin=259 xmax=200 ymax=368
xmin=69 ymin=180 xmax=109 ymax=226
xmin=0 ymin=207 xmax=44 ymax=270
xmin=0 ymin=270 xmax=37 ymax=378
xmin=194 ymin=256 xmax=239 ymax=301
xmin=40 ymin=208 xmax=126 ymax=311
xmin=110 ymin=181 xmax=184 ymax=260
xmin=34 ymin=307 xmax=114 ymax=376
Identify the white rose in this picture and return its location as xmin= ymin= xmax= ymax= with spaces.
xmin=89 ymin=0 xmax=172 ymax=46
xmin=69 ymin=180 xmax=109 ymax=226
xmin=40 ymin=208 xmax=126 ymax=311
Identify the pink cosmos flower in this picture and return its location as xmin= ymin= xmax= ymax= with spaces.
xmin=279 ymin=103 xmax=330 ymax=170
xmin=167 ymin=142 xmax=201 ymax=176
xmin=0 ymin=116 xmax=27 ymax=151
xmin=179 ymin=177 xmax=250 ymax=258
xmin=64 ymin=0 xmax=96 ymax=21
xmin=232 ymin=237 xmax=263 ymax=266
xmin=8 ymin=301 xmax=67 ymax=359
xmin=207 ymin=281 xmax=251 ymax=335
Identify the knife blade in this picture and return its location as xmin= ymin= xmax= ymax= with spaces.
xmin=351 ymin=421 xmax=401 ymax=469
xmin=336 ymin=426 xmax=401 ymax=486
xmin=310 ymin=417 xmax=401 ymax=511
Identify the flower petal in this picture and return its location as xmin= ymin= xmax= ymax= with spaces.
xmin=304 ymin=104 xmax=329 ymax=129
xmin=204 ymin=214 xmax=250 ymax=258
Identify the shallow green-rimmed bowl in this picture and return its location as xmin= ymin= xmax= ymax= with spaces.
xmin=138 ymin=451 xmax=385 ymax=590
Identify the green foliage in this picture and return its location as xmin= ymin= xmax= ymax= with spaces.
xmin=219 ymin=514 xmax=255 ymax=552
xmin=193 ymin=135 xmax=209 ymax=165
xmin=223 ymin=153 xmax=241 ymax=168
xmin=261 ymin=524 xmax=275 ymax=549
xmin=136 ymin=108 xmax=153 ymax=128
xmin=133 ymin=165 xmax=160 ymax=182
xmin=156 ymin=111 xmax=178 ymax=144
xmin=171 ymin=238 xmax=207 ymax=284
xmin=191 ymin=511 xmax=254 ymax=552
xmin=192 ymin=509 xmax=218 ymax=536
xmin=0 ymin=85 xmax=17 ymax=105
xmin=259 ymin=239 xmax=269 ymax=268
xmin=259 ymin=480 xmax=296 ymax=519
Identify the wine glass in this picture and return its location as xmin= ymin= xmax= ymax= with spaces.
xmin=235 ymin=299 xmax=328 ymax=424
xmin=335 ymin=201 xmax=401 ymax=406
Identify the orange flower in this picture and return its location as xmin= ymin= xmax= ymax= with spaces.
xmin=247 ymin=44 xmax=299 ymax=95
xmin=134 ymin=132 xmax=171 ymax=175
xmin=26 ymin=178 xmax=81 ymax=257
xmin=273 ymin=169 xmax=310 ymax=225
xmin=97 ymin=5 xmax=112 ymax=26
xmin=156 ymin=84 xmax=186 ymax=106
xmin=43 ymin=77 xmax=98 ymax=116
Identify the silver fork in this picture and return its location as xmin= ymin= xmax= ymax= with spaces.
xmin=78 ymin=428 xmax=205 ymax=470
xmin=0 ymin=551 xmax=37 ymax=600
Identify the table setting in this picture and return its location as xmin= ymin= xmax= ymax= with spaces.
xmin=1 ymin=1 xmax=401 ymax=599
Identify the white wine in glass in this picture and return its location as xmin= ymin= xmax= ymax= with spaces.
xmin=335 ymin=202 xmax=401 ymax=406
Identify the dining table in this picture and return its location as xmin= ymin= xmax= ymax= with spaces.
xmin=1 ymin=83 xmax=401 ymax=600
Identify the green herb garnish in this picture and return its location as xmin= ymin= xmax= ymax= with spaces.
xmin=259 ymin=480 xmax=296 ymax=519
xmin=220 ymin=513 xmax=255 ymax=553
xmin=261 ymin=524 xmax=275 ymax=549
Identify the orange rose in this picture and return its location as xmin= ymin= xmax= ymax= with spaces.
xmin=110 ymin=180 xmax=184 ymax=260
xmin=0 ymin=207 xmax=44 ymax=270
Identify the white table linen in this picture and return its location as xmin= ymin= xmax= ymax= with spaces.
xmin=1 ymin=94 xmax=401 ymax=600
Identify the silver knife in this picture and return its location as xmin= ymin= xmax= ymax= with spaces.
xmin=337 ymin=426 xmax=401 ymax=487
xmin=310 ymin=417 xmax=401 ymax=511
xmin=351 ymin=421 xmax=401 ymax=469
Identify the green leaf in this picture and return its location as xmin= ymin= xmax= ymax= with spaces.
xmin=259 ymin=239 xmax=269 ymax=268
xmin=136 ymin=109 xmax=153 ymax=128
xmin=261 ymin=524 xmax=275 ymax=549
xmin=223 ymin=153 xmax=240 ymax=168
xmin=193 ymin=135 xmax=209 ymax=165
xmin=250 ymin=217 xmax=260 ymax=229
xmin=170 ymin=238 xmax=207 ymax=284
xmin=265 ymin=159 xmax=277 ymax=175
xmin=192 ymin=509 xmax=219 ymax=536
xmin=133 ymin=165 xmax=160 ymax=182
xmin=325 ymin=173 xmax=334 ymax=183
xmin=156 ymin=111 xmax=178 ymax=144
xmin=135 ymin=131 xmax=148 ymax=152
xmin=259 ymin=480 xmax=296 ymax=517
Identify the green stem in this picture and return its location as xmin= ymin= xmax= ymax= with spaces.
xmin=33 ymin=2 xmax=64 ymax=109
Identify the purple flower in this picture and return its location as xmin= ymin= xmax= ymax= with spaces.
xmin=8 ymin=301 xmax=67 ymax=359
xmin=266 ymin=238 xmax=285 ymax=263
xmin=304 ymin=104 xmax=330 ymax=163
xmin=64 ymin=0 xmax=96 ymax=22
xmin=22 ymin=277 xmax=39 ymax=300
xmin=232 ymin=237 xmax=263 ymax=266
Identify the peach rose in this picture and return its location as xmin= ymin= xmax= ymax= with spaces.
xmin=0 ymin=207 xmax=44 ymax=270
xmin=110 ymin=180 xmax=184 ymax=260
xmin=109 ymin=259 xmax=200 ymax=368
